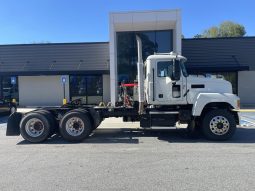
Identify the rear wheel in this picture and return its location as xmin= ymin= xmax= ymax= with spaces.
xmin=59 ymin=111 xmax=92 ymax=142
xmin=20 ymin=112 xmax=51 ymax=143
xmin=33 ymin=110 xmax=57 ymax=137
xmin=71 ymin=109 xmax=100 ymax=130
xmin=202 ymin=109 xmax=236 ymax=141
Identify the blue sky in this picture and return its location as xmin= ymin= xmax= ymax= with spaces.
xmin=0 ymin=0 xmax=254 ymax=44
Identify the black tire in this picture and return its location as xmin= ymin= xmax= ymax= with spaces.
xmin=187 ymin=120 xmax=201 ymax=138
xmin=93 ymin=122 xmax=101 ymax=130
xmin=202 ymin=109 xmax=236 ymax=141
xmin=59 ymin=111 xmax=92 ymax=142
xmin=33 ymin=110 xmax=57 ymax=137
xmin=71 ymin=109 xmax=100 ymax=130
xmin=71 ymin=109 xmax=88 ymax=115
xmin=20 ymin=112 xmax=51 ymax=143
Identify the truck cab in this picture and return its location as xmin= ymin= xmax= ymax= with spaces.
xmin=144 ymin=53 xmax=188 ymax=105
xmin=144 ymin=52 xmax=240 ymax=115
xmin=139 ymin=49 xmax=240 ymax=140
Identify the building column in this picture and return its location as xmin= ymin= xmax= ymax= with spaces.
xmin=109 ymin=14 xmax=117 ymax=106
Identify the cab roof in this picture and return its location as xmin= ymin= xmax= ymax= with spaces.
xmin=146 ymin=52 xmax=187 ymax=61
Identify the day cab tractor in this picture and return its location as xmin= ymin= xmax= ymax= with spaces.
xmin=6 ymin=36 xmax=240 ymax=143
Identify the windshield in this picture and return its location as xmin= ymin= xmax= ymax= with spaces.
xmin=180 ymin=59 xmax=188 ymax=77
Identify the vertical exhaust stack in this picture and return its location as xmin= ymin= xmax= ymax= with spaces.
xmin=136 ymin=35 xmax=144 ymax=114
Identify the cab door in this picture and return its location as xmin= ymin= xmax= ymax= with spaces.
xmin=155 ymin=60 xmax=185 ymax=105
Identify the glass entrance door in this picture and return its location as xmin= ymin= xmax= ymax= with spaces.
xmin=70 ymin=75 xmax=103 ymax=105
xmin=0 ymin=76 xmax=19 ymax=103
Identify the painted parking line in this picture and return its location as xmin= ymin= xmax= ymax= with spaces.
xmin=242 ymin=115 xmax=255 ymax=121
xmin=241 ymin=118 xmax=255 ymax=127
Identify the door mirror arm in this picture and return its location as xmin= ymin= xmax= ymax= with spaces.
xmin=172 ymin=60 xmax=181 ymax=81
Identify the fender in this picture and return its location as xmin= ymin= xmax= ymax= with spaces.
xmin=192 ymin=93 xmax=240 ymax=116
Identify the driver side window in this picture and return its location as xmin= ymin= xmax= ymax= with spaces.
xmin=157 ymin=61 xmax=173 ymax=78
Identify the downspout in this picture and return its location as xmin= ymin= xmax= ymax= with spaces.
xmin=136 ymin=35 xmax=144 ymax=114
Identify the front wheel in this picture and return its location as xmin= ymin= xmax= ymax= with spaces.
xmin=202 ymin=109 xmax=236 ymax=141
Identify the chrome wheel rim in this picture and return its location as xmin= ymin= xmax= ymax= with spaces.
xmin=209 ymin=116 xmax=230 ymax=135
xmin=25 ymin=118 xmax=45 ymax=137
xmin=65 ymin=117 xmax=85 ymax=136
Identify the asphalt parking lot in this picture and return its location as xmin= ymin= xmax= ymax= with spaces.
xmin=0 ymin=112 xmax=255 ymax=191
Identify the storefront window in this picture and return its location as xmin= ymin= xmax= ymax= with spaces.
xmin=117 ymin=30 xmax=173 ymax=84
xmin=70 ymin=75 xmax=103 ymax=104
xmin=0 ymin=76 xmax=19 ymax=102
xmin=155 ymin=31 xmax=173 ymax=53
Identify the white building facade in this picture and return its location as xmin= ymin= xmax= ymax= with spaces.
xmin=109 ymin=10 xmax=182 ymax=105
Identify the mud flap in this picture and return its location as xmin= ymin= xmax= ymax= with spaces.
xmin=6 ymin=112 xmax=23 ymax=136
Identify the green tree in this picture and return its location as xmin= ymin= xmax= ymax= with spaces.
xmin=194 ymin=21 xmax=246 ymax=38
xmin=203 ymin=26 xmax=219 ymax=38
xmin=193 ymin=34 xmax=203 ymax=38
xmin=218 ymin=21 xmax=246 ymax=37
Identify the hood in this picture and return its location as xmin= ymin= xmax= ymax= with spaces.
xmin=187 ymin=75 xmax=233 ymax=94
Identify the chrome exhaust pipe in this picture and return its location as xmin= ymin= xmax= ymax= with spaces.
xmin=136 ymin=35 xmax=144 ymax=114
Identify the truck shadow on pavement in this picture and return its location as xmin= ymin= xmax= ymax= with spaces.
xmin=17 ymin=127 xmax=255 ymax=145
xmin=0 ymin=115 xmax=9 ymax=124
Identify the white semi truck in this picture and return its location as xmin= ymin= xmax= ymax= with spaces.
xmin=6 ymin=36 xmax=240 ymax=143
